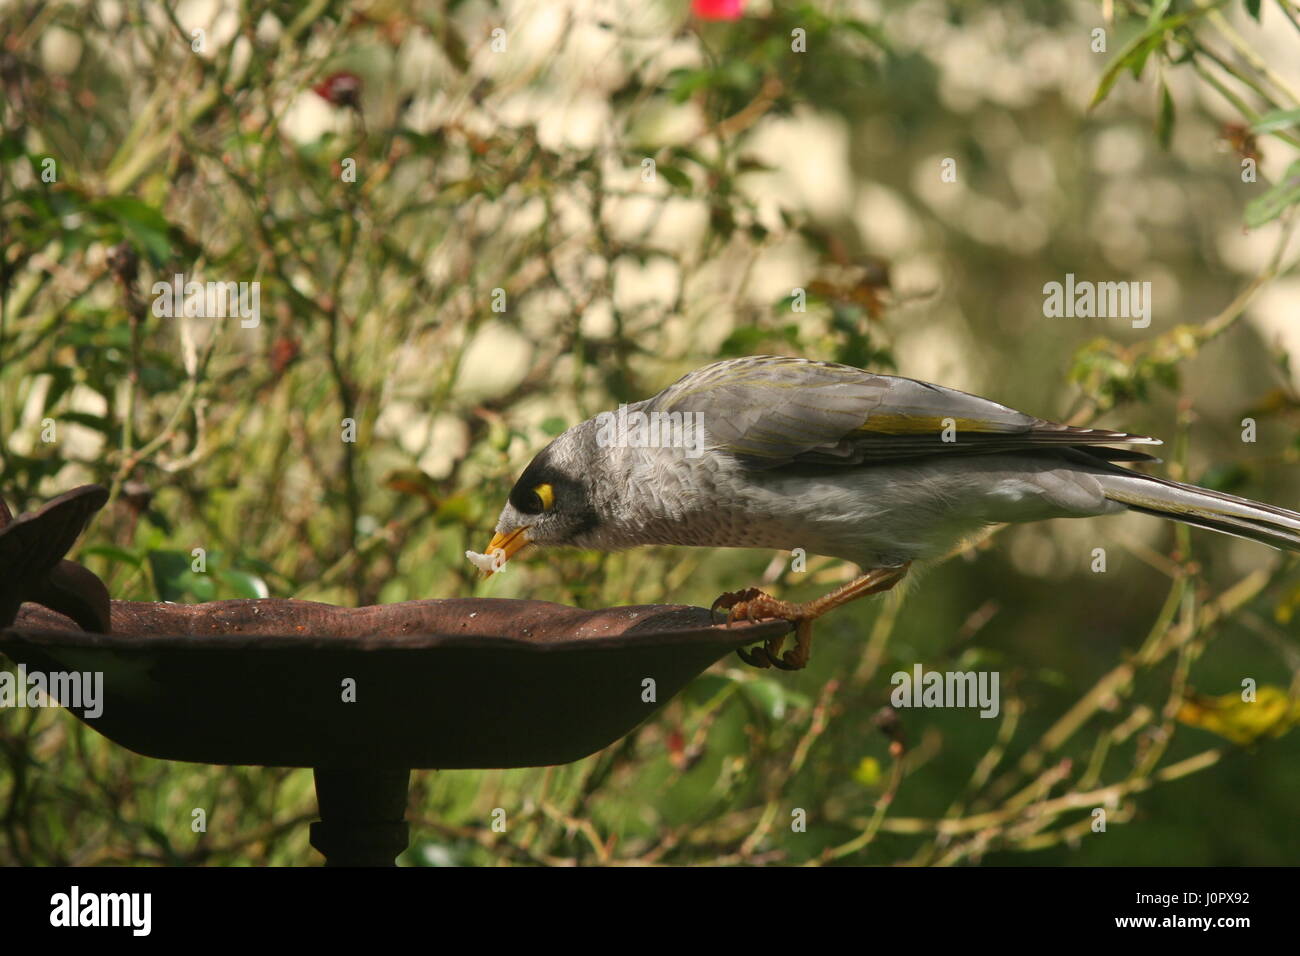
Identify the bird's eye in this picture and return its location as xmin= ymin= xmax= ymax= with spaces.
xmin=533 ymin=483 xmax=555 ymax=511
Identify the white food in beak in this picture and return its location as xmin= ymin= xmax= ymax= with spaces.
xmin=465 ymin=549 xmax=503 ymax=573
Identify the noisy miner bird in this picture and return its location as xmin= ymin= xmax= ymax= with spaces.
xmin=470 ymin=355 xmax=1300 ymax=670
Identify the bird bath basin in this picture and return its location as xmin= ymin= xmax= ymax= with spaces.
xmin=0 ymin=486 xmax=790 ymax=865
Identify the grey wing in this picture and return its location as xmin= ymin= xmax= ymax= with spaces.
xmin=648 ymin=355 xmax=1161 ymax=469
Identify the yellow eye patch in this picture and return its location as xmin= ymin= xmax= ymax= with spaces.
xmin=534 ymin=483 xmax=555 ymax=510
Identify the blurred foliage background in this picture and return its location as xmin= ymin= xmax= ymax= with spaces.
xmin=2 ymin=0 xmax=1300 ymax=865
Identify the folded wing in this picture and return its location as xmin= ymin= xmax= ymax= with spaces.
xmin=649 ymin=355 xmax=1160 ymax=470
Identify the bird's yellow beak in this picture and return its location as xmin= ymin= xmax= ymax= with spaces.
xmin=481 ymin=526 xmax=531 ymax=577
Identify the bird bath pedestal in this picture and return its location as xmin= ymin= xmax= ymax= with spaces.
xmin=0 ymin=487 xmax=790 ymax=865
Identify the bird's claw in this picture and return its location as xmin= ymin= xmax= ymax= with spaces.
xmin=714 ymin=587 xmax=811 ymax=670
xmin=711 ymin=587 xmax=767 ymax=626
xmin=769 ymin=650 xmax=803 ymax=671
xmin=736 ymin=636 xmax=804 ymax=670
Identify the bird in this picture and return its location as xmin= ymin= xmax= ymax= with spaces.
xmin=470 ymin=355 xmax=1300 ymax=670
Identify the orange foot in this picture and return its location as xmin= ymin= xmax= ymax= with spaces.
xmin=711 ymin=564 xmax=912 ymax=671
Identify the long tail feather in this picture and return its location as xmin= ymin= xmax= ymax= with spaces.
xmin=1096 ymin=471 xmax=1300 ymax=552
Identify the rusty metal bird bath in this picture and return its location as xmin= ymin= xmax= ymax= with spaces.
xmin=0 ymin=486 xmax=790 ymax=865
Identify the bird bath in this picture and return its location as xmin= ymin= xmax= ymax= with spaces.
xmin=0 ymin=486 xmax=790 ymax=865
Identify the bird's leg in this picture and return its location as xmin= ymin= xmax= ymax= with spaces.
xmin=715 ymin=564 xmax=911 ymax=670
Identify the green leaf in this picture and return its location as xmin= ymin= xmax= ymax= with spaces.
xmin=656 ymin=165 xmax=692 ymax=192
xmin=394 ymin=128 xmax=446 ymax=153
xmin=432 ymin=493 xmax=471 ymax=525
xmin=61 ymin=410 xmax=112 ymax=432
xmin=1156 ymin=81 xmax=1175 ymax=150
xmin=741 ymin=677 xmax=811 ymax=721
xmin=839 ymin=19 xmax=891 ymax=54
xmin=147 ymin=549 xmax=215 ymax=602
xmin=1250 ymin=108 xmax=1300 ymax=134
xmin=719 ymin=325 xmax=775 ymax=357
xmin=215 ymin=568 xmax=270 ymax=599
xmin=80 ymin=545 xmax=143 ymax=569
xmin=1245 ymin=159 xmax=1300 ymax=228
xmin=664 ymin=68 xmax=713 ymax=104
xmin=682 ymin=672 xmax=738 ymax=709
xmin=93 ymin=196 xmax=173 ymax=266
xmin=1090 ymin=2 xmax=1227 ymax=110
xmin=741 ymin=677 xmax=789 ymax=721
xmin=1244 ymin=0 xmax=1262 ymax=21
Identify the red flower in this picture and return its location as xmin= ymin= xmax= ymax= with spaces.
xmin=312 ymin=71 xmax=362 ymax=108
xmin=692 ymin=0 xmax=745 ymax=21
